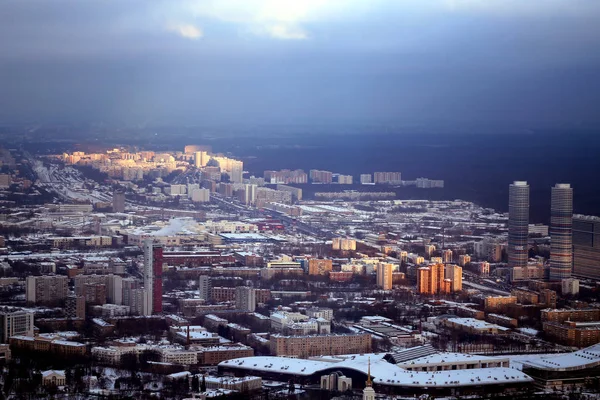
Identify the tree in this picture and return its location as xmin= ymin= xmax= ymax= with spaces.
xmin=191 ymin=375 xmax=199 ymax=392
xmin=120 ymin=353 xmax=139 ymax=377
xmin=200 ymin=375 xmax=206 ymax=393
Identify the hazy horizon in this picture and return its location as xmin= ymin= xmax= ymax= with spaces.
xmin=1 ymin=0 xmax=600 ymax=128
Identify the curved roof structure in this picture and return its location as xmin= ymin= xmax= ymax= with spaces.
xmin=219 ymin=352 xmax=533 ymax=389
xmin=523 ymin=343 xmax=600 ymax=372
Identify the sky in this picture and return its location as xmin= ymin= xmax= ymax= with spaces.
xmin=1 ymin=0 xmax=600 ymax=128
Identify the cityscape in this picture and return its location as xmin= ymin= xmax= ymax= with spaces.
xmin=1 ymin=0 xmax=600 ymax=399
xmin=0 ymin=140 xmax=599 ymax=399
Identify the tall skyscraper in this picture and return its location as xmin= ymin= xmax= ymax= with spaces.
xmin=153 ymin=244 xmax=163 ymax=314
xmin=549 ymin=184 xmax=573 ymax=280
xmin=143 ymin=239 xmax=163 ymax=314
xmin=508 ymin=181 xmax=530 ymax=269
xmin=143 ymin=239 xmax=154 ymax=314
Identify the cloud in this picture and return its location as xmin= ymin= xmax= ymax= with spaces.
xmin=182 ymin=0 xmax=348 ymax=39
xmin=167 ymin=23 xmax=203 ymax=39
xmin=262 ymin=24 xmax=308 ymax=40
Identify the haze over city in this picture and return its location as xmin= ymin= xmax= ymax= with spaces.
xmin=1 ymin=0 xmax=600 ymax=126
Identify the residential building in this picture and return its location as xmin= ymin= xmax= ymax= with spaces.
xmin=376 ymin=263 xmax=393 ymax=290
xmin=543 ymin=321 xmax=600 ymax=347
xmin=474 ymin=239 xmax=504 ymax=263
xmin=65 ymin=295 xmax=86 ymax=319
xmin=360 ymin=174 xmax=372 ymax=184
xmin=112 ymin=191 xmax=126 ymax=213
xmin=269 ymin=333 xmax=371 ymax=358
xmin=106 ymin=274 xmax=123 ymax=305
xmin=25 ymin=275 xmax=68 ymax=305
xmin=442 ymin=249 xmax=453 ymax=263
xmin=374 ymin=172 xmax=401 ymax=184
xmin=307 ymin=308 xmax=334 ymax=321
xmin=445 ymin=264 xmax=463 ymax=292
xmin=484 ymin=296 xmax=517 ymax=312
xmin=276 ymin=184 xmax=303 ymax=201
xmin=191 ymin=188 xmax=210 ymax=203
xmin=265 ymin=169 xmax=307 ymax=184
xmin=197 ymin=344 xmax=255 ymax=366
xmin=255 ymin=187 xmax=292 ymax=207
xmin=84 ymin=283 xmax=107 ymax=305
xmin=541 ymin=309 xmax=600 ymax=323
xmin=416 ymin=264 xmax=446 ymax=295
xmin=562 ymin=278 xmax=580 ymax=295
xmin=337 ymin=174 xmax=353 ymax=184
xmin=309 ymin=170 xmax=333 ymax=184
xmin=235 ymin=286 xmax=256 ymax=312
xmin=199 ymin=275 xmax=211 ymax=301
xmin=332 ymin=238 xmax=356 ymax=251
xmin=511 ymin=265 xmax=545 ymax=281
xmin=458 ymin=254 xmax=471 ymax=267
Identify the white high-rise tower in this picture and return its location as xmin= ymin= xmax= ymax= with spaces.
xmin=143 ymin=238 xmax=154 ymax=315
xmin=508 ymin=181 xmax=530 ymax=269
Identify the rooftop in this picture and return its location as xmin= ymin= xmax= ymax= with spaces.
xmin=220 ymin=352 xmax=532 ymax=388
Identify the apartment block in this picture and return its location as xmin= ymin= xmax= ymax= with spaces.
xmin=270 ymin=333 xmax=371 ymax=358
xmin=26 ymin=275 xmax=68 ymax=305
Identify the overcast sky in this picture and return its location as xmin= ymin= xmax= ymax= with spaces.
xmin=1 ymin=0 xmax=599 ymax=128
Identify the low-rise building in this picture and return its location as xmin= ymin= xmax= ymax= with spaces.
xmin=484 ymin=296 xmax=517 ymax=312
xmin=203 ymin=375 xmax=262 ymax=392
xmin=270 ymin=333 xmax=371 ymax=358
xmin=42 ymin=370 xmax=66 ymax=387
xmin=441 ymin=318 xmax=511 ymax=335
xmin=543 ymin=321 xmax=600 ymax=347
xmin=196 ymin=344 xmax=254 ymax=365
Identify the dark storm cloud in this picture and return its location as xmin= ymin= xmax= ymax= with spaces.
xmin=1 ymin=0 xmax=599 ymax=127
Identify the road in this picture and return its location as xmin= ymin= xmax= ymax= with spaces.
xmin=462 ymin=280 xmax=511 ymax=296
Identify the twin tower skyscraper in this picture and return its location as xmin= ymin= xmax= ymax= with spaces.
xmin=508 ymin=181 xmax=573 ymax=280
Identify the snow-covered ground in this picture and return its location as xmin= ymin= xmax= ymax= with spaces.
xmin=32 ymin=160 xmax=111 ymax=203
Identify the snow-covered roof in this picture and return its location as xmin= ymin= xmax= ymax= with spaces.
xmin=398 ymin=352 xmax=507 ymax=367
xmin=446 ymin=317 xmax=511 ymax=331
xmin=42 ymin=370 xmax=65 ymax=378
xmin=220 ymin=352 xmax=533 ymax=388
xmin=522 ymin=343 xmax=600 ymax=372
